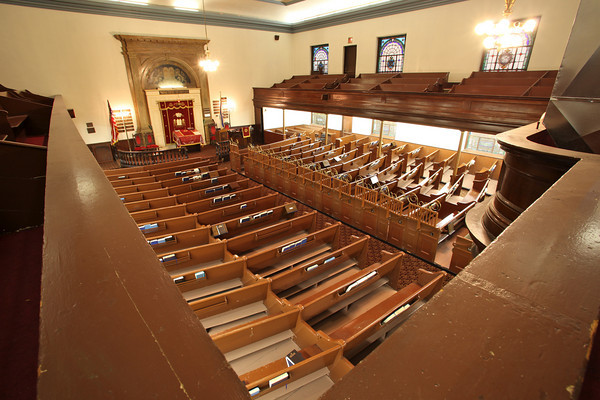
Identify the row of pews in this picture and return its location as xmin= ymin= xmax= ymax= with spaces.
xmin=269 ymin=70 xmax=556 ymax=96
xmin=237 ymin=134 xmax=498 ymax=262
xmin=271 ymin=72 xmax=448 ymax=93
xmin=450 ymin=70 xmax=557 ymax=97
xmin=0 ymin=84 xmax=53 ymax=145
xmin=105 ymin=156 xmax=447 ymax=399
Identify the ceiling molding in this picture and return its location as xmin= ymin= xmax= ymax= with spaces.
xmin=255 ymin=0 xmax=305 ymax=6
xmin=0 ymin=0 xmax=467 ymax=33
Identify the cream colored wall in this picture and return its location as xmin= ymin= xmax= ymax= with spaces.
xmin=0 ymin=4 xmax=293 ymax=144
xmin=0 ymin=0 xmax=580 ymax=144
xmin=290 ymin=0 xmax=580 ymax=81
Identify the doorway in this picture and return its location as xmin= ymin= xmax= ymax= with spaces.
xmin=344 ymin=45 xmax=357 ymax=78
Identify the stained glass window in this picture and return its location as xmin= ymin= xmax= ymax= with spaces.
xmin=480 ymin=18 xmax=538 ymax=71
xmin=311 ymin=44 xmax=329 ymax=74
xmin=377 ymin=35 xmax=406 ymax=73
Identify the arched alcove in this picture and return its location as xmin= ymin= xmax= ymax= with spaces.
xmin=114 ymin=35 xmax=212 ymax=144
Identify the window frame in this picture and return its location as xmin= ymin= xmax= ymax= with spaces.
xmin=479 ymin=17 xmax=540 ymax=72
xmin=376 ymin=34 xmax=407 ymax=74
xmin=311 ymin=44 xmax=329 ymax=75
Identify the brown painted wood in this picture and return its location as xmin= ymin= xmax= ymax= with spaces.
xmin=39 ymin=96 xmax=250 ymax=400
xmin=253 ymin=87 xmax=548 ymax=134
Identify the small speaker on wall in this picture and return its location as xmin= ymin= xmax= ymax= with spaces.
xmin=274 ymin=35 xmax=280 ymax=41
xmin=321 ymin=94 xmax=330 ymax=100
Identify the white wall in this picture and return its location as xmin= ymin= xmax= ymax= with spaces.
xmin=0 ymin=0 xmax=580 ymax=144
xmin=291 ymin=0 xmax=580 ymax=81
xmin=0 ymin=4 xmax=293 ymax=144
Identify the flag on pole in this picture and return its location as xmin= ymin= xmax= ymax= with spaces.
xmin=107 ymin=100 xmax=119 ymax=145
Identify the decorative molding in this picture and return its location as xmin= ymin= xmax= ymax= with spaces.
xmin=0 ymin=0 xmax=466 ymax=33
xmin=114 ymin=34 xmax=211 ymax=138
xmin=255 ymin=0 xmax=305 ymax=6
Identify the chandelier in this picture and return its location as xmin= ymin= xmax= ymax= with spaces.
xmin=199 ymin=0 xmax=219 ymax=72
xmin=475 ymin=0 xmax=537 ymax=50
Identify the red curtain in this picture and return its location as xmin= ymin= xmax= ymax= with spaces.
xmin=159 ymin=100 xmax=195 ymax=144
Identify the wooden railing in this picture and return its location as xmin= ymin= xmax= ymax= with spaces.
xmin=116 ymin=147 xmax=188 ymax=167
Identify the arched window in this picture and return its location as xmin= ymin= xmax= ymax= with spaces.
xmin=377 ymin=35 xmax=406 ymax=73
xmin=480 ymin=18 xmax=539 ymax=71
xmin=311 ymin=44 xmax=329 ymax=74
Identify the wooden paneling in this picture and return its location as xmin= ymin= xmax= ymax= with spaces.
xmin=253 ymin=88 xmax=548 ymax=134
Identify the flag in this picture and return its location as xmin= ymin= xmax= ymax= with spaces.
xmin=107 ymin=100 xmax=119 ymax=145
xmin=219 ymin=97 xmax=224 ymax=128
xmin=242 ymin=126 xmax=250 ymax=138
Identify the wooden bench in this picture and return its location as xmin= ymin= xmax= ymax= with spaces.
xmin=207 ymin=202 xmax=300 ymax=240
xmin=226 ymin=211 xmax=318 ymax=258
xmin=212 ymin=311 xmax=346 ymax=399
xmin=327 ymin=268 xmax=445 ymax=356
xmin=192 ymin=283 xmax=296 ymax=336
xmin=244 ymin=223 xmax=341 ymax=279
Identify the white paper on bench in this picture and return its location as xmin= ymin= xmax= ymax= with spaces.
xmin=201 ymin=302 xmax=267 ymax=329
xmin=182 ymin=278 xmax=243 ymax=302
xmin=225 ymin=330 xmax=298 ymax=376
xmin=259 ymin=368 xmax=332 ymax=400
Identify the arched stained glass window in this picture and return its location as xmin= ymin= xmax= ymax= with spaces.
xmin=311 ymin=44 xmax=329 ymax=74
xmin=377 ymin=35 xmax=406 ymax=73
xmin=480 ymin=18 xmax=539 ymax=71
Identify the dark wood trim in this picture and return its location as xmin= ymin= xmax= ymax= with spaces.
xmin=39 ymin=96 xmax=249 ymax=399
xmin=323 ymin=122 xmax=600 ymax=399
xmin=253 ymin=87 xmax=549 ymax=134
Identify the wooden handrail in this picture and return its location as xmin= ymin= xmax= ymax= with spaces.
xmin=116 ymin=147 xmax=189 ymax=167
xmin=40 ymin=96 xmax=248 ymax=399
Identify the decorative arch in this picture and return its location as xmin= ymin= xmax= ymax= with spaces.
xmin=114 ymin=35 xmax=211 ymax=135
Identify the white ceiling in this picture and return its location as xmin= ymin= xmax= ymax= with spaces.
xmin=101 ymin=0 xmax=393 ymax=23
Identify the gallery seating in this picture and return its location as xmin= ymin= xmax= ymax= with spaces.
xmin=105 ymin=155 xmax=448 ymax=399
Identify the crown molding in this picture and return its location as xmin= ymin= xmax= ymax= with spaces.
xmin=0 ymin=0 xmax=466 ymax=33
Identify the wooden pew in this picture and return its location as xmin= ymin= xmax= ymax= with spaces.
xmin=176 ymin=178 xmax=252 ymax=204
xmin=104 ymin=157 xmax=213 ymax=178
xmin=244 ymin=223 xmax=341 ymax=279
xmin=326 ymin=268 xmax=445 ymax=357
xmin=157 ymin=241 xmax=236 ymax=281
xmin=271 ymin=236 xmax=369 ymax=299
xmin=175 ymin=258 xmax=255 ymax=303
xmin=119 ymin=175 xmax=249 ymax=203
xmin=212 ymin=311 xmax=346 ymax=399
xmin=296 ymin=251 xmax=405 ymax=324
xmin=226 ymin=211 xmax=317 ymax=258
xmin=207 ymin=203 xmax=300 ymax=240
xmin=114 ymin=168 xmax=228 ymax=195
xmin=192 ymin=283 xmax=296 ymax=336
xmin=192 ymin=193 xmax=279 ymax=225
xmin=108 ymin=161 xmax=219 ymax=184
xmin=145 ymin=226 xmax=213 ymax=254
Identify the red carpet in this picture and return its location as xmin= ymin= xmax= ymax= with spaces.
xmin=0 ymin=226 xmax=43 ymax=400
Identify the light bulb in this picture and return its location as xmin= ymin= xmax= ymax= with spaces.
xmin=483 ymin=36 xmax=496 ymax=49
xmin=496 ymin=19 xmax=510 ymax=35
xmin=523 ymin=19 xmax=537 ymax=32
xmin=475 ymin=21 xmax=494 ymax=35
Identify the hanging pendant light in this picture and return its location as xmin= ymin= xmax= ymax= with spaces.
xmin=199 ymin=0 xmax=219 ymax=72
xmin=474 ymin=0 xmax=537 ymax=50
